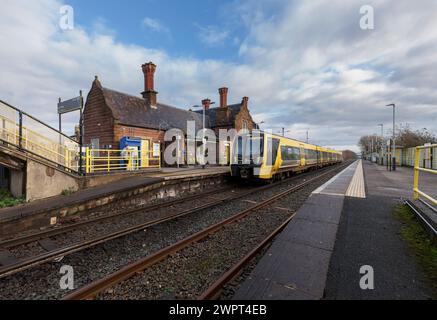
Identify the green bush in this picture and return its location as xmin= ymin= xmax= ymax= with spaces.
xmin=0 ymin=188 xmax=25 ymax=208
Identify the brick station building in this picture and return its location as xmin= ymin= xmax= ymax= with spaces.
xmin=83 ymin=62 xmax=257 ymax=166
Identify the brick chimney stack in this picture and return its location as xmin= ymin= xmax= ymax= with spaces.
xmin=202 ymin=98 xmax=211 ymax=110
xmin=242 ymin=96 xmax=249 ymax=108
xmin=219 ymin=87 xmax=228 ymax=108
xmin=141 ymin=62 xmax=158 ymax=108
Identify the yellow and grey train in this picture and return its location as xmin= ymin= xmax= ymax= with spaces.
xmin=230 ymin=131 xmax=342 ymax=180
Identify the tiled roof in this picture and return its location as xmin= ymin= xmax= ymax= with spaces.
xmin=194 ymin=103 xmax=242 ymax=128
xmin=100 ymin=87 xmax=205 ymax=132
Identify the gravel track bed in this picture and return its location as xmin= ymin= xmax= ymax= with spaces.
xmin=0 ymin=186 xmax=238 ymax=243
xmin=6 ymin=188 xmax=247 ymax=260
xmin=0 ymin=164 xmax=344 ymax=300
xmin=98 ymin=171 xmax=337 ymax=300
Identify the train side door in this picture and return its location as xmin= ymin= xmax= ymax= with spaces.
xmin=300 ymin=145 xmax=305 ymax=166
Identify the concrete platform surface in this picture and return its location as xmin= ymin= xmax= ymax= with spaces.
xmin=324 ymin=161 xmax=434 ymax=300
xmin=234 ymin=160 xmax=435 ymax=300
xmin=234 ymin=160 xmax=362 ymax=300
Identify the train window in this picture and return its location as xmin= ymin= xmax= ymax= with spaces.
xmin=304 ymin=149 xmax=317 ymax=160
xmin=281 ymin=146 xmax=300 ymax=161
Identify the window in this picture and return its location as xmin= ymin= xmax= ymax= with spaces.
xmin=242 ymin=120 xmax=248 ymax=130
xmin=281 ymin=146 xmax=300 ymax=161
xmin=304 ymin=149 xmax=317 ymax=160
xmin=90 ymin=138 xmax=100 ymax=157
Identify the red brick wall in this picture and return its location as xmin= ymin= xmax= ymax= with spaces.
xmin=113 ymin=124 xmax=165 ymax=149
xmin=234 ymin=104 xmax=254 ymax=132
xmin=83 ymin=83 xmax=114 ymax=148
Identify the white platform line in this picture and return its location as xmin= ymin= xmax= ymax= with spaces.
xmin=312 ymin=161 xmax=358 ymax=195
xmin=345 ymin=160 xmax=366 ymax=198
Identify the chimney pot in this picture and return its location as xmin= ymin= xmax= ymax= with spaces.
xmin=202 ymin=99 xmax=211 ymax=110
xmin=141 ymin=62 xmax=158 ymax=108
xmin=218 ymin=87 xmax=228 ymax=108
xmin=242 ymin=96 xmax=249 ymax=106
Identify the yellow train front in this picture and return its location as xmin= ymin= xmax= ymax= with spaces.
xmin=230 ymin=131 xmax=342 ymax=180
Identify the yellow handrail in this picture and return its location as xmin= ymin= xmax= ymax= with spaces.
xmin=413 ymin=145 xmax=436 ymax=205
xmin=85 ymin=148 xmax=161 ymax=173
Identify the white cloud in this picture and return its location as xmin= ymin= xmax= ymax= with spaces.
xmin=196 ymin=24 xmax=229 ymax=47
xmin=142 ymin=17 xmax=168 ymax=34
xmin=0 ymin=0 xmax=436 ymax=152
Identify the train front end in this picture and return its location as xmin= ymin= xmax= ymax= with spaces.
xmin=230 ymin=132 xmax=265 ymax=179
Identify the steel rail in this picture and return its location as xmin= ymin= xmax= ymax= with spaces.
xmin=2 ymin=162 xmax=344 ymax=250
xmin=198 ymin=213 xmax=297 ymax=300
xmin=404 ymin=199 xmax=437 ymax=238
xmin=0 ymin=187 xmax=256 ymax=279
xmin=63 ymin=163 xmax=349 ymax=300
xmin=0 ymin=186 xmax=235 ymax=249
xmin=0 ymin=166 xmax=324 ymax=279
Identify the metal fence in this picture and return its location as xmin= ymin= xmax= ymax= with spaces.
xmin=413 ymin=144 xmax=436 ymax=205
xmin=403 ymin=145 xmax=436 ymax=169
xmin=0 ymin=100 xmax=79 ymax=172
xmin=85 ymin=148 xmax=160 ymax=173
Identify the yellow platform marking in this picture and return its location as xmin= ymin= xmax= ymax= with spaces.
xmin=345 ymin=160 xmax=366 ymax=198
xmin=312 ymin=162 xmax=357 ymax=195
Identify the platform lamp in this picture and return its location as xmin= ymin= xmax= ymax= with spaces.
xmin=386 ymin=104 xmax=396 ymax=171
xmin=193 ymin=101 xmax=215 ymax=169
xmin=378 ymin=124 xmax=384 ymax=165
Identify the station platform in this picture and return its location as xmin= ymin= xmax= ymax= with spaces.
xmin=0 ymin=166 xmax=229 ymax=237
xmin=234 ymin=160 xmax=435 ymax=300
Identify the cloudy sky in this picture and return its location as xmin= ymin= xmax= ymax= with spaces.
xmin=1 ymin=0 xmax=436 ymax=152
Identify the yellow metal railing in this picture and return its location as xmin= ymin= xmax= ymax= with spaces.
xmin=0 ymin=114 xmax=79 ymax=171
xmin=413 ymin=144 xmax=437 ymax=205
xmin=85 ymin=148 xmax=161 ymax=174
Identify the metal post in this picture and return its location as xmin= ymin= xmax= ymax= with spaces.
xmin=393 ymin=105 xmax=396 ymax=171
xmin=202 ymin=106 xmax=205 ymax=169
xmin=18 ymin=111 xmax=23 ymax=149
xmin=413 ymin=147 xmax=420 ymax=200
xmin=58 ymin=98 xmax=62 ymax=133
xmin=79 ymin=91 xmax=84 ymax=175
xmin=378 ymin=124 xmax=383 ymax=165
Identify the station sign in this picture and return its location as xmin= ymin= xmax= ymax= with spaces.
xmin=58 ymin=96 xmax=82 ymax=114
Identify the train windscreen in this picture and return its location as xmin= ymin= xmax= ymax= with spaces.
xmin=233 ymin=132 xmax=264 ymax=165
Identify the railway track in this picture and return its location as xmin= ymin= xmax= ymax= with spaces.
xmin=0 ymin=165 xmax=335 ymax=279
xmin=0 ymin=186 xmax=252 ymax=278
xmin=63 ymin=163 xmax=349 ymax=300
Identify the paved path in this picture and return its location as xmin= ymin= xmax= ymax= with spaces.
xmin=324 ymin=161 xmax=434 ymax=300
xmin=234 ymin=161 xmax=363 ymax=299
xmin=234 ymin=161 xmax=435 ymax=300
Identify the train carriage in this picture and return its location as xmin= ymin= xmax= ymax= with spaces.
xmin=231 ymin=131 xmax=342 ymax=180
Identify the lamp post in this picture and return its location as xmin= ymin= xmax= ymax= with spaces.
xmin=378 ymin=124 xmax=383 ymax=165
xmin=386 ymin=104 xmax=396 ymax=171
xmin=194 ymin=101 xmax=214 ymax=169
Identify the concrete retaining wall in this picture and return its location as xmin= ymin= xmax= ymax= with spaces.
xmin=26 ymin=159 xmax=80 ymax=202
xmin=0 ymin=173 xmax=227 ymax=237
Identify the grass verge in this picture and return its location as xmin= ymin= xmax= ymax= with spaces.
xmin=394 ymin=204 xmax=437 ymax=298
